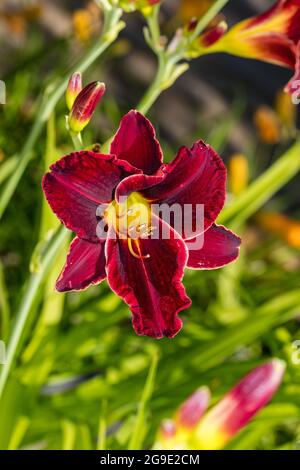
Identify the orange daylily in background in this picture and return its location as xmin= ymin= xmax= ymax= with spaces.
xmin=228 ymin=154 xmax=249 ymax=195
xmin=254 ymin=87 xmax=297 ymax=144
xmin=0 ymin=0 xmax=41 ymax=37
xmin=253 ymin=106 xmax=281 ymax=144
xmin=257 ymin=212 xmax=300 ymax=248
xmin=179 ymin=0 xmax=213 ymax=24
xmin=72 ymin=2 xmax=102 ymax=44
xmin=276 ymin=89 xmax=297 ymax=128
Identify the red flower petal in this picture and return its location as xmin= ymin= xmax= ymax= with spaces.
xmin=42 ymin=151 xmax=137 ymax=242
xmin=105 ymin=217 xmax=191 ymax=339
xmin=286 ymin=0 xmax=300 ymax=44
xmin=142 ymin=141 xmax=226 ymax=240
xmin=246 ymin=0 xmax=300 ymax=45
xmin=110 ymin=110 xmax=163 ymax=175
xmin=187 ymin=224 xmax=241 ymax=270
xmin=56 ymin=237 xmax=106 ymax=292
xmin=115 ymin=173 xmax=165 ymax=201
xmin=247 ymin=33 xmax=296 ymax=68
xmin=285 ymin=41 xmax=300 ymax=95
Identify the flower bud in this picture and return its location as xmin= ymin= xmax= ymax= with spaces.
xmin=194 ymin=359 xmax=285 ymax=449
xmin=154 ymin=387 xmax=210 ymax=450
xmin=199 ymin=21 xmax=228 ymax=47
xmin=66 ymin=72 xmax=82 ymax=111
xmin=186 ymin=21 xmax=228 ymax=58
xmin=68 ymin=81 xmax=105 ymax=133
xmin=175 ymin=387 xmax=210 ymax=429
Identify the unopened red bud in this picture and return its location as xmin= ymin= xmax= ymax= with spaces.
xmin=200 ymin=21 xmax=228 ymax=47
xmin=66 ymin=72 xmax=82 ymax=111
xmin=187 ymin=17 xmax=198 ymax=33
xmin=69 ymin=81 xmax=105 ymax=133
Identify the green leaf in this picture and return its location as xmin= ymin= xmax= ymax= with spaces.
xmin=128 ymin=351 xmax=159 ymax=450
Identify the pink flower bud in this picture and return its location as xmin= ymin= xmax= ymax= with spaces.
xmin=194 ymin=359 xmax=285 ymax=449
xmin=68 ymin=81 xmax=105 ymax=134
xmin=175 ymin=387 xmax=211 ymax=429
xmin=66 ymin=72 xmax=82 ymax=111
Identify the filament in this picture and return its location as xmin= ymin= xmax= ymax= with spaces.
xmin=128 ymin=238 xmax=150 ymax=260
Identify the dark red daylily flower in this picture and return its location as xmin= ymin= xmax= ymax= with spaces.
xmin=42 ymin=110 xmax=241 ymax=339
xmin=194 ymin=0 xmax=300 ymax=95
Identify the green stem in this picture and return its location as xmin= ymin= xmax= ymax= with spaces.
xmin=20 ymin=114 xmax=68 ymax=371
xmin=146 ymin=4 xmax=162 ymax=52
xmin=97 ymin=400 xmax=107 ymax=451
xmin=0 ymin=7 xmax=125 ymax=222
xmin=131 ymin=0 xmax=231 ymax=116
xmin=189 ymin=0 xmax=231 ymax=42
xmin=218 ymin=141 xmax=300 ymax=227
xmin=137 ymin=55 xmax=188 ymax=115
xmin=0 ymin=226 xmax=69 ymax=398
xmin=70 ymin=132 xmax=83 ymax=151
xmin=137 ymin=56 xmax=167 ymax=114
xmin=0 ymin=262 xmax=10 ymax=342
xmin=0 ymin=156 xmax=19 ymax=186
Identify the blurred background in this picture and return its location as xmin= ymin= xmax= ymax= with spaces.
xmin=0 ymin=0 xmax=300 ymax=451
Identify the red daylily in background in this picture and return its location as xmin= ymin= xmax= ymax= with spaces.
xmin=197 ymin=0 xmax=300 ymax=95
xmin=42 ymin=110 xmax=241 ymax=339
xmin=155 ymin=359 xmax=285 ymax=449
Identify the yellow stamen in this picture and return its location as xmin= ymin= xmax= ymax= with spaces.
xmin=104 ymin=192 xmax=152 ymax=259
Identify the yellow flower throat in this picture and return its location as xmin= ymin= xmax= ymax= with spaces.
xmin=105 ymin=192 xmax=154 ymax=259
